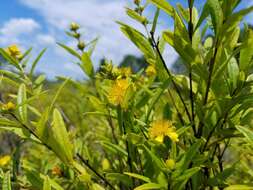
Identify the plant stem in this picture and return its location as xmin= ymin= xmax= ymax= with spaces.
xmin=77 ymin=153 xmax=116 ymax=190
xmin=188 ymin=0 xmax=196 ymax=136
xmin=123 ymin=122 xmax=135 ymax=186
xmin=197 ymin=46 xmax=219 ymax=138
xmin=168 ymin=90 xmax=185 ymax=126
xmin=150 ymin=32 xmax=192 ymax=124
xmin=203 ymin=47 xmax=219 ymax=104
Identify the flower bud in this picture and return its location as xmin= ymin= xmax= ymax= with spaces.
xmin=70 ymin=22 xmax=80 ymax=31
xmin=146 ymin=65 xmax=156 ymax=76
xmin=102 ymin=158 xmax=110 ymax=170
xmin=77 ymin=41 xmax=85 ymax=51
xmin=134 ymin=0 xmax=140 ymax=6
xmin=166 ymin=159 xmax=175 ymax=170
xmin=1 ymin=102 xmax=15 ymax=111
xmin=73 ymin=32 xmax=81 ymax=39
xmin=139 ymin=6 xmax=144 ymax=13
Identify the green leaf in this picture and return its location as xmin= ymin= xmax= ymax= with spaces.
xmin=151 ymin=8 xmax=160 ymax=34
xmin=163 ymin=12 xmax=198 ymax=65
xmin=20 ymin=47 xmax=32 ymax=61
xmin=148 ymin=0 xmax=174 ymax=16
xmin=0 ymin=48 xmax=22 ymax=71
xmin=48 ymin=109 xmax=74 ymax=164
xmin=195 ymin=3 xmax=209 ymax=31
xmin=124 ymin=172 xmax=151 ymax=183
xmin=240 ymin=30 xmax=253 ymax=72
xmin=146 ymin=78 xmax=171 ymax=122
xmin=226 ymin=27 xmax=240 ymax=51
xmin=87 ymin=95 xmax=106 ymax=112
xmin=0 ymin=76 xmax=20 ymax=88
xmin=25 ymin=169 xmax=43 ymax=189
xmin=17 ymin=83 xmax=27 ymax=123
xmin=126 ymin=8 xmax=147 ymax=24
xmin=235 ymin=125 xmax=253 ymax=146
xmin=2 ymin=172 xmax=11 ymax=190
xmin=178 ymin=140 xmax=202 ymax=171
xmin=174 ymin=11 xmax=190 ymax=42
xmin=173 ymin=167 xmax=200 ymax=189
xmin=163 ymin=30 xmax=174 ymax=46
xmin=0 ymin=70 xmax=21 ymax=80
xmin=117 ymin=22 xmax=155 ymax=60
xmin=49 ymin=78 xmax=69 ymax=112
xmin=29 ymin=48 xmax=47 ymax=77
xmin=92 ymin=184 xmax=105 ymax=190
xmin=176 ymin=167 xmax=200 ymax=182
xmin=106 ymin=173 xmax=132 ymax=187
xmin=208 ymin=167 xmax=234 ymax=186
xmin=227 ymin=57 xmax=239 ymax=92
xmin=34 ymin=74 xmax=46 ymax=86
xmin=0 ymin=126 xmax=40 ymax=142
xmin=177 ymin=3 xmax=189 ymax=22
xmin=142 ymin=145 xmax=166 ymax=170
xmin=134 ymin=183 xmax=163 ymax=190
xmin=57 ymin=43 xmax=81 ymax=59
xmin=101 ymin=141 xmax=127 ymax=157
xmin=25 ymin=169 xmax=64 ymax=190
xmin=0 ymin=118 xmax=20 ymax=127
xmin=222 ymin=6 xmax=253 ymax=34
xmin=207 ymin=0 xmax=223 ymax=35
xmin=87 ymin=37 xmax=99 ymax=56
xmin=80 ymin=52 xmax=94 ymax=78
xmin=35 ymin=107 xmax=50 ymax=140
xmin=225 ymin=185 xmax=253 ymax=190
xmin=43 ymin=176 xmax=51 ymax=190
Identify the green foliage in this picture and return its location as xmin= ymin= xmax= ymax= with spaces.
xmin=0 ymin=0 xmax=253 ymax=189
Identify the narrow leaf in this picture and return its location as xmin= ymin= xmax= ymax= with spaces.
xmin=17 ymin=83 xmax=27 ymax=123
xmin=148 ymin=0 xmax=174 ymax=16
xmin=80 ymin=52 xmax=94 ymax=78
xmin=57 ymin=43 xmax=81 ymax=59
xmin=30 ymin=48 xmax=47 ymax=77
xmin=134 ymin=183 xmax=163 ymax=190
xmin=2 ymin=172 xmax=11 ymax=190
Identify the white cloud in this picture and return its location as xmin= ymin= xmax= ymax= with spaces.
xmin=0 ymin=18 xmax=40 ymax=45
xmin=0 ymin=18 xmax=40 ymax=37
xmin=36 ymin=34 xmax=55 ymax=46
xmin=19 ymin=0 xmax=139 ymax=64
xmin=16 ymin=0 xmax=178 ymax=78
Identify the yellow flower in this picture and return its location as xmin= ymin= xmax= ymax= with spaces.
xmin=145 ymin=65 xmax=156 ymax=76
xmin=5 ymin=45 xmax=22 ymax=59
xmin=1 ymin=102 xmax=15 ymax=111
xmin=169 ymin=132 xmax=179 ymax=142
xmin=149 ymin=120 xmax=179 ymax=143
xmin=166 ymin=158 xmax=175 ymax=170
xmin=0 ymin=155 xmax=11 ymax=166
xmin=108 ymin=79 xmax=130 ymax=106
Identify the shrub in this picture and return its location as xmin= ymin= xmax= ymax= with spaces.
xmin=0 ymin=0 xmax=253 ymax=189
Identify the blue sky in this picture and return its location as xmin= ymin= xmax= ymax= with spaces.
xmin=0 ymin=0 xmax=252 ymax=79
